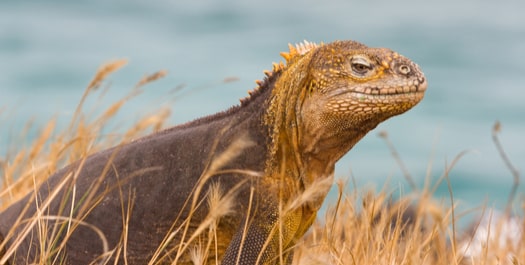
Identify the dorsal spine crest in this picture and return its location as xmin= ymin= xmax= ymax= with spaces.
xmin=280 ymin=40 xmax=319 ymax=64
xmin=241 ymin=41 xmax=319 ymax=106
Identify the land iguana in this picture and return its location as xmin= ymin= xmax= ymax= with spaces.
xmin=0 ymin=40 xmax=427 ymax=264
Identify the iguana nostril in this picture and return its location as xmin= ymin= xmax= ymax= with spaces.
xmin=398 ymin=64 xmax=411 ymax=75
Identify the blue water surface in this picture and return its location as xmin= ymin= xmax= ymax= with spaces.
xmin=1 ymin=0 xmax=524 ymax=216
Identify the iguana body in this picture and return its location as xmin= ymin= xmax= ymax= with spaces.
xmin=0 ymin=40 xmax=427 ymax=264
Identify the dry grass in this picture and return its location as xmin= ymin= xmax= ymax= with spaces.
xmin=0 ymin=63 xmax=523 ymax=264
xmin=0 ymin=60 xmax=171 ymax=210
xmin=0 ymin=60 xmax=172 ymax=264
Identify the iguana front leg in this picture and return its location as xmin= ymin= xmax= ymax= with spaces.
xmin=221 ymin=201 xmax=304 ymax=265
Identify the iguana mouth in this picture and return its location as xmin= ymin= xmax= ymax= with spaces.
xmin=325 ymin=77 xmax=426 ymax=115
xmin=329 ymin=77 xmax=427 ymax=99
xmin=355 ymin=77 xmax=427 ymax=96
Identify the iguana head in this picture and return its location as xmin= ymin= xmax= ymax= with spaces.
xmin=265 ymin=40 xmax=427 ymax=184
xmin=301 ymin=40 xmax=426 ymax=136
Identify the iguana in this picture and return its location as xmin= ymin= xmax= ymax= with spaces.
xmin=0 ymin=40 xmax=427 ymax=264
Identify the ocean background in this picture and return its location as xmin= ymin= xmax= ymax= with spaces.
xmin=1 ymin=0 xmax=524 ymax=220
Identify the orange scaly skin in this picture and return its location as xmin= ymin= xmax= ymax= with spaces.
xmin=0 ymin=40 xmax=426 ymax=265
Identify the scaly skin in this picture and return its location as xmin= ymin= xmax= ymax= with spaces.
xmin=0 ymin=40 xmax=426 ymax=264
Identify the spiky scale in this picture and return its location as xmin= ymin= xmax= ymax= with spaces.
xmin=272 ymin=62 xmax=279 ymax=72
xmin=280 ymin=51 xmax=292 ymax=63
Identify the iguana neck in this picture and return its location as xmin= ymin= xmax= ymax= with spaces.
xmin=262 ymin=50 xmax=380 ymax=208
xmin=263 ymin=52 xmax=339 ymax=207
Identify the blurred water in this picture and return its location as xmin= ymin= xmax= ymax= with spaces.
xmin=1 ymin=0 xmax=524 ymax=214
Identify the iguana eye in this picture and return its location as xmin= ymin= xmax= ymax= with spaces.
xmin=350 ymin=56 xmax=373 ymax=76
